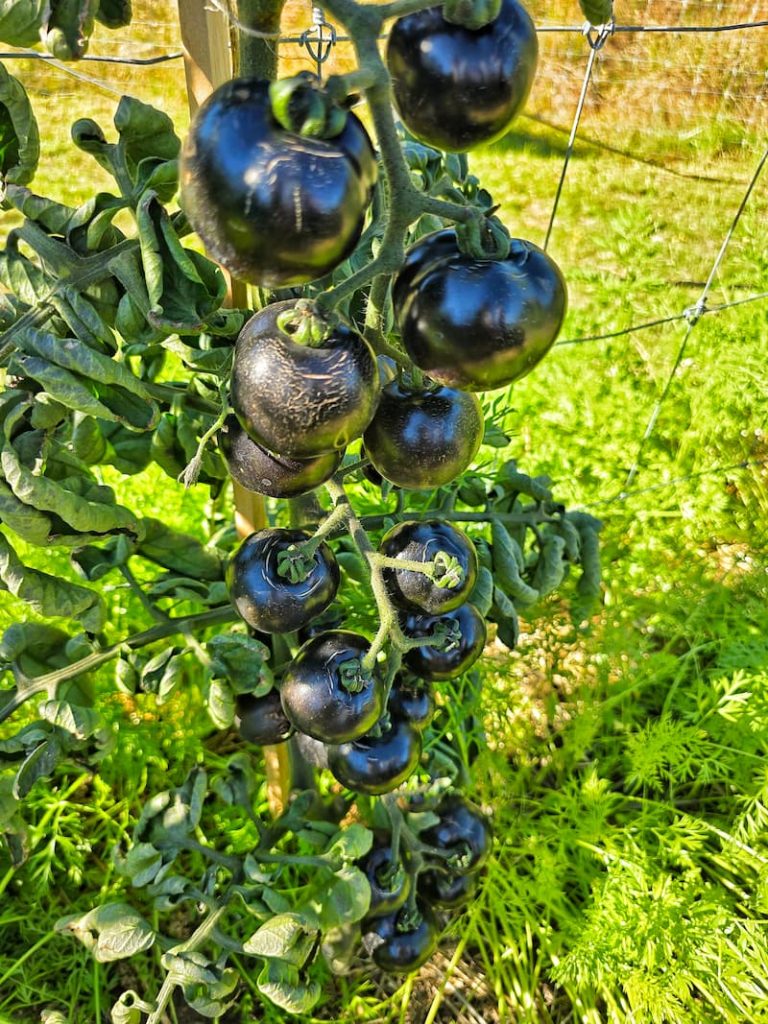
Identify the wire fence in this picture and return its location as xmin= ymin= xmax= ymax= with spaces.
xmin=1 ymin=0 xmax=766 ymax=512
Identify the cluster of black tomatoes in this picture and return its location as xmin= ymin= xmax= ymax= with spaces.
xmin=227 ymin=514 xmax=484 ymax=795
xmin=355 ymin=797 xmax=492 ymax=973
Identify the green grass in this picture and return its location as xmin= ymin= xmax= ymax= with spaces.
xmin=1 ymin=2 xmax=768 ymax=1022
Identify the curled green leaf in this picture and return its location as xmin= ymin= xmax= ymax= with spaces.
xmin=0 ymin=63 xmax=39 ymax=187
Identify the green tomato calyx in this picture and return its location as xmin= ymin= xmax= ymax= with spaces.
xmin=269 ymin=74 xmax=348 ymax=140
xmin=276 ymin=299 xmax=339 ymax=348
xmin=443 ymin=0 xmax=502 ymax=29
xmin=338 ymin=658 xmax=371 ymax=694
xmin=276 ymin=545 xmax=315 ymax=583
xmin=456 ymin=212 xmax=510 ymax=261
xmin=431 ymin=551 xmax=465 ymax=590
xmin=431 ymin=619 xmax=463 ymax=652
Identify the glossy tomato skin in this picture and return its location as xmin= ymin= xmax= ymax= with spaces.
xmin=419 ymin=867 xmax=479 ymax=909
xmin=363 ymin=381 xmax=483 ymax=489
xmin=231 ymin=301 xmax=379 ymax=458
xmin=220 ymin=416 xmax=342 ymax=498
xmin=328 ymin=715 xmax=422 ymax=795
xmin=361 ymin=841 xmax=412 ymax=918
xmin=180 ymin=77 xmax=377 ymax=286
xmin=402 ymin=603 xmax=487 ymax=681
xmin=380 ymin=519 xmax=478 ymax=614
xmin=388 ymin=674 xmax=435 ymax=731
xmin=363 ymin=904 xmax=438 ymax=973
xmin=226 ymin=528 xmax=339 ymax=634
xmin=281 ymin=631 xmax=385 ymax=744
xmin=395 ymin=231 xmax=567 ymax=392
xmin=236 ymin=690 xmax=294 ymax=745
xmin=421 ymin=795 xmax=492 ymax=872
xmin=387 ymin=0 xmax=538 ymax=152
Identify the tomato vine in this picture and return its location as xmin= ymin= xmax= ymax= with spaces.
xmin=0 ymin=0 xmax=603 ymax=1016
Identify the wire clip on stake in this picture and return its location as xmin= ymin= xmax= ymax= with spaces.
xmin=301 ymin=5 xmax=337 ymax=80
xmin=582 ymin=16 xmax=615 ymax=51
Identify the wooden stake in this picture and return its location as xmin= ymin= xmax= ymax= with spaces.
xmin=176 ymin=0 xmax=293 ymax=815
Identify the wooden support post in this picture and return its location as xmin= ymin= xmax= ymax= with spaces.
xmin=176 ymin=0 xmax=293 ymax=815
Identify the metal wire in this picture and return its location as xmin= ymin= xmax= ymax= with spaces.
xmin=557 ymin=291 xmax=768 ymax=347
xmin=0 ymin=50 xmax=182 ymax=64
xmin=622 ymin=143 xmax=768 ymax=491
xmin=0 ymin=15 xmax=762 ymax=64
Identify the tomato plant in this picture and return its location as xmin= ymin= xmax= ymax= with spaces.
xmin=0 ymin=0 xmax=603 ymax=1018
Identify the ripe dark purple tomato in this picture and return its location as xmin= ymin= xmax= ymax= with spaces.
xmin=280 ymin=631 xmax=385 ymax=744
xmin=388 ymin=674 xmax=435 ymax=731
xmin=231 ymin=301 xmax=379 ymax=458
xmin=226 ymin=528 xmax=339 ymax=634
xmin=401 ymin=603 xmax=487 ymax=680
xmin=380 ymin=519 xmax=478 ymax=614
xmin=219 ymin=415 xmax=342 ymax=498
xmin=421 ymin=795 xmax=492 ymax=872
xmin=360 ymin=841 xmax=411 ymax=918
xmin=419 ymin=867 xmax=479 ymax=909
xmin=394 ymin=230 xmax=567 ymax=392
xmin=180 ymin=77 xmax=377 ymax=286
xmin=362 ymin=904 xmax=438 ymax=973
xmin=386 ymin=0 xmax=538 ymax=152
xmin=363 ymin=380 xmax=483 ymax=489
xmin=236 ymin=690 xmax=294 ymax=745
xmin=328 ymin=715 xmax=422 ymax=795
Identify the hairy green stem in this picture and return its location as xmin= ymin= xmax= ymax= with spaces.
xmin=146 ymin=905 xmax=228 ymax=1024
xmin=313 ymin=0 xmax=479 ymax=313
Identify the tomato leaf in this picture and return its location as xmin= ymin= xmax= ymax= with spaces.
xmin=256 ymin=959 xmax=321 ymax=1014
xmin=55 ymin=902 xmax=155 ymax=962
xmin=0 ymin=63 xmax=39 ymax=186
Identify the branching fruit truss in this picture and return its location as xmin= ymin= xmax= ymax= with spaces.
xmin=0 ymin=0 xmax=603 ymax=1016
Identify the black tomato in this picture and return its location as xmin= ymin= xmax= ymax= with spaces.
xmin=394 ymin=230 xmax=567 ymax=392
xmin=230 ymin=301 xmax=379 ymax=458
xmin=386 ymin=0 xmax=538 ymax=152
xmin=219 ymin=416 xmax=342 ymax=498
xmin=236 ymin=690 xmax=294 ymax=745
xmin=362 ymin=904 xmax=438 ymax=973
xmin=226 ymin=528 xmax=339 ymax=634
xmin=402 ymin=603 xmax=487 ymax=681
xmin=388 ymin=674 xmax=435 ymax=732
xmin=360 ymin=841 xmax=411 ymax=918
xmin=363 ymin=380 xmax=483 ymax=490
xmin=419 ymin=867 xmax=479 ymax=909
xmin=421 ymin=795 xmax=492 ymax=873
xmin=180 ymin=77 xmax=377 ymax=286
xmin=380 ymin=519 xmax=478 ymax=614
xmin=328 ymin=715 xmax=422 ymax=795
xmin=280 ymin=631 xmax=385 ymax=744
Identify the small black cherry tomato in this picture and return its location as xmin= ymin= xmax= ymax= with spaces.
xmin=236 ymin=690 xmax=294 ymax=745
xmin=328 ymin=715 xmax=422 ymax=795
xmin=380 ymin=519 xmax=478 ymax=614
xmin=388 ymin=674 xmax=435 ymax=732
xmin=180 ymin=77 xmax=377 ymax=286
xmin=394 ymin=230 xmax=567 ymax=392
xmin=360 ymin=840 xmax=412 ymax=918
xmin=226 ymin=527 xmax=339 ymax=634
xmin=402 ymin=603 xmax=487 ymax=680
xmin=280 ymin=631 xmax=385 ymax=744
xmin=386 ymin=0 xmax=538 ymax=152
xmin=421 ymin=795 xmax=492 ymax=873
xmin=363 ymin=380 xmax=483 ymax=490
xmin=219 ymin=415 xmax=342 ymax=498
xmin=363 ymin=903 xmax=438 ymax=973
xmin=231 ymin=300 xmax=379 ymax=458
